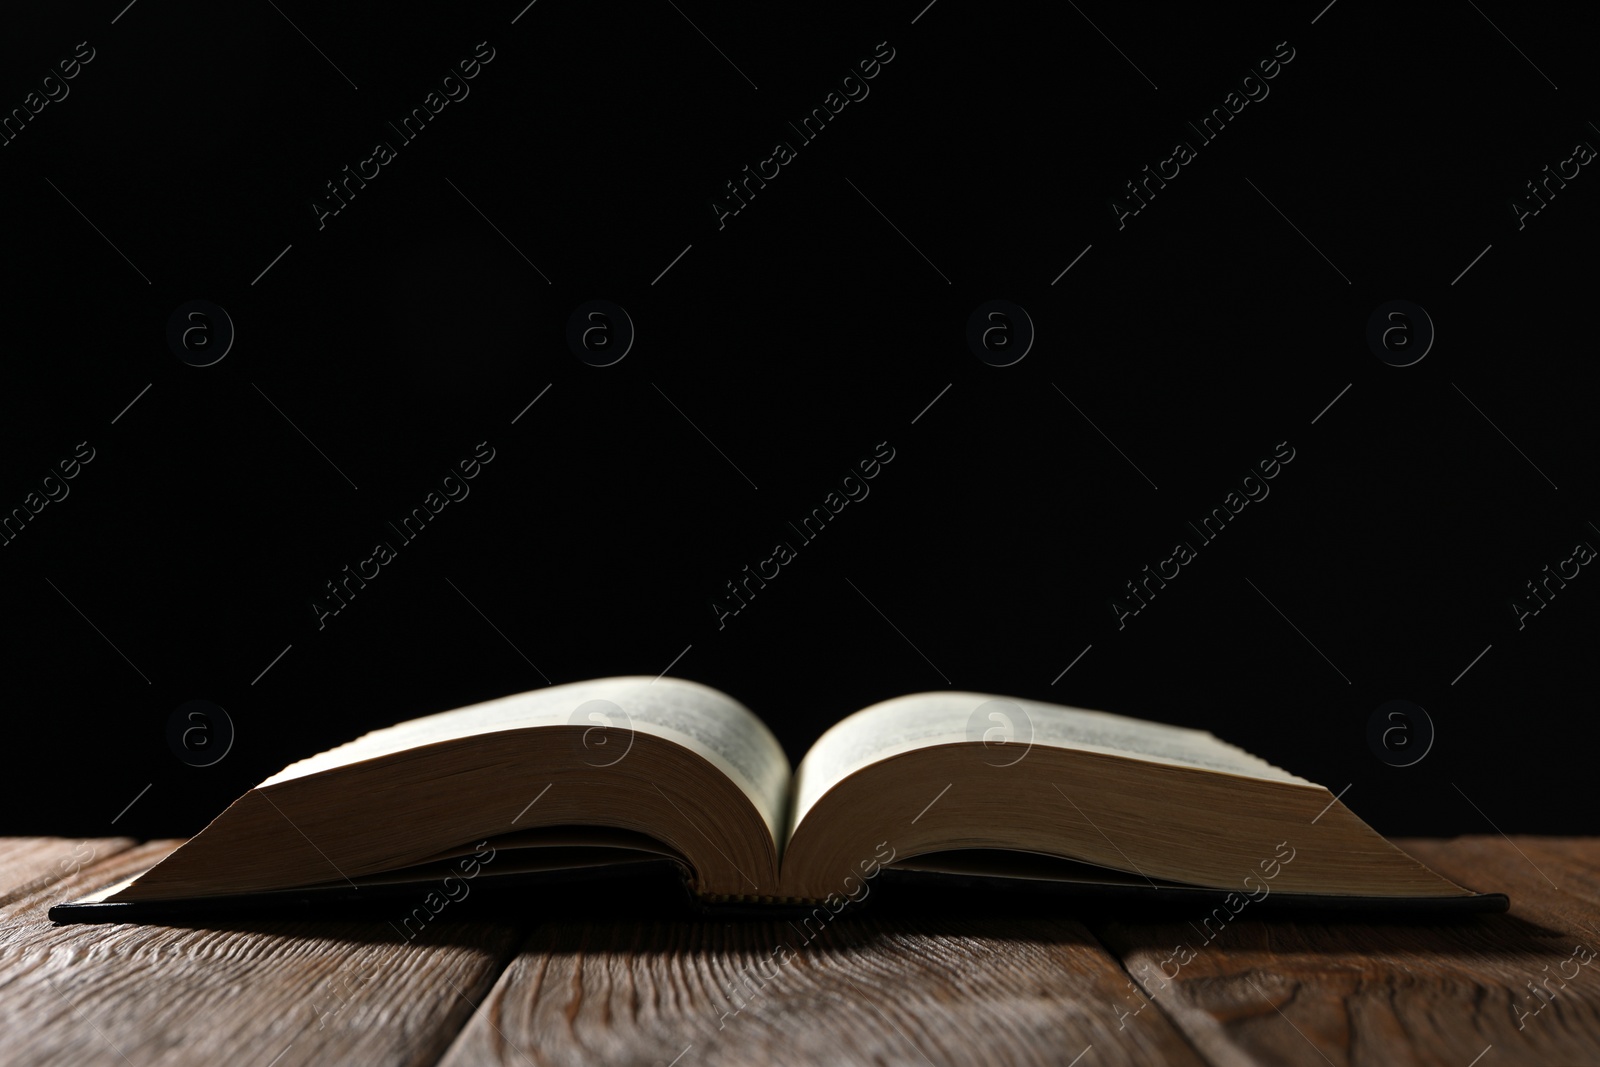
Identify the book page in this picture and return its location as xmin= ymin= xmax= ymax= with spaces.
xmin=261 ymin=676 xmax=792 ymax=841
xmin=789 ymin=691 xmax=1314 ymax=836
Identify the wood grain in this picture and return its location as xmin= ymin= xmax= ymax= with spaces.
xmin=0 ymin=836 xmax=134 ymax=911
xmin=1086 ymin=835 xmax=1600 ymax=1067
xmin=1405 ymin=835 xmax=1600 ymax=931
xmin=1402 ymin=837 xmax=1600 ymax=1061
xmin=0 ymin=840 xmax=525 ymax=1067
xmin=435 ymin=912 xmax=1207 ymax=1067
xmin=4 ymin=837 xmax=1600 ymax=1066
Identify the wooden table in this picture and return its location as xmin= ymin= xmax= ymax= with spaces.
xmin=3 ymin=836 xmax=1598 ymax=1066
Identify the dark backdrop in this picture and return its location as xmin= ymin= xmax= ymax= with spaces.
xmin=1 ymin=1 xmax=1595 ymax=839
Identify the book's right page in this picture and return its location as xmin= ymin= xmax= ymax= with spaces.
xmin=789 ymin=690 xmax=1310 ymax=840
xmin=781 ymin=691 xmax=1478 ymax=904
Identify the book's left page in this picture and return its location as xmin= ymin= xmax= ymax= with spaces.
xmin=89 ymin=676 xmax=792 ymax=906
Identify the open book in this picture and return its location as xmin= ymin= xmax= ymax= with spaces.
xmin=52 ymin=677 xmax=1504 ymax=920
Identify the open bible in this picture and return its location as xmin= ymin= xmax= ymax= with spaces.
xmin=51 ymin=677 xmax=1504 ymax=921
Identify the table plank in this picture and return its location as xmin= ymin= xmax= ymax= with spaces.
xmin=1 ymin=840 xmax=526 ymax=1067
xmin=1086 ymin=835 xmax=1600 ymax=1067
xmin=1401 ymin=837 xmax=1600 ymax=1060
xmin=1405 ymin=835 xmax=1600 ymax=922
xmin=0 ymin=836 xmax=135 ymax=910
xmin=436 ymin=912 xmax=1209 ymax=1067
xmin=7 ymin=837 xmax=1600 ymax=1067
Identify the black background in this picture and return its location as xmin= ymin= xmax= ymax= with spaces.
xmin=1 ymin=0 xmax=1595 ymax=838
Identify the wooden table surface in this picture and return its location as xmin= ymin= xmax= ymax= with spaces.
xmin=3 ymin=836 xmax=1598 ymax=1066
